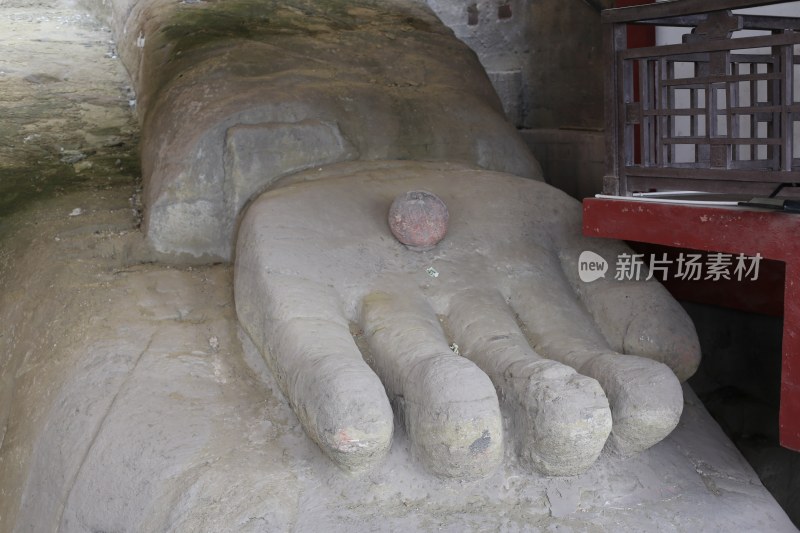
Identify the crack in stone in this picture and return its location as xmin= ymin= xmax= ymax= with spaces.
xmin=54 ymin=332 xmax=155 ymax=532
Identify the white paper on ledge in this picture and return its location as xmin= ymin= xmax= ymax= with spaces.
xmin=594 ymin=191 xmax=744 ymax=206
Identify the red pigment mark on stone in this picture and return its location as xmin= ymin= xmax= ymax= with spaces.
xmin=388 ymin=190 xmax=449 ymax=251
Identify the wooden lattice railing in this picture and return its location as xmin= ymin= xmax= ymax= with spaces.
xmin=603 ymin=0 xmax=800 ymax=195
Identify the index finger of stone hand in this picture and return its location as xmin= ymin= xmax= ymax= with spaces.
xmin=235 ymin=207 xmax=394 ymax=471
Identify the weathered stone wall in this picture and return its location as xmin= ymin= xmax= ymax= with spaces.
xmin=521 ymin=128 xmax=605 ymax=199
xmin=528 ymin=0 xmax=609 ymax=131
xmin=524 ymin=0 xmax=610 ymax=199
xmin=427 ymin=0 xmax=610 ymax=198
xmin=425 ymin=0 xmax=533 ymax=127
xmin=427 ymin=0 xmax=610 ymax=132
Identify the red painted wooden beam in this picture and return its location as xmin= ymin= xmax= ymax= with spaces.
xmin=583 ymin=197 xmax=800 ymax=451
xmin=629 ymin=242 xmax=785 ymax=317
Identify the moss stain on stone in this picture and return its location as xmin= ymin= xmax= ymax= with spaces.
xmin=159 ymin=0 xmax=433 ymax=62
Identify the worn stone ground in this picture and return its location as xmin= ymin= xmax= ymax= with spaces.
xmin=0 ymin=0 xmax=797 ymax=531
xmin=0 ymin=0 xmax=139 ymax=220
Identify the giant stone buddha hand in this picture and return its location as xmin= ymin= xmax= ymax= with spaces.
xmin=111 ymin=0 xmax=701 ymax=479
xmin=234 ymin=160 xmax=699 ymax=478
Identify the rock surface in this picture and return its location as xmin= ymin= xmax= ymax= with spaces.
xmin=0 ymin=0 xmax=796 ymax=531
xmin=0 ymin=187 xmax=795 ymax=531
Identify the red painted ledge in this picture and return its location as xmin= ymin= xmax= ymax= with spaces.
xmin=583 ymin=196 xmax=800 ymax=451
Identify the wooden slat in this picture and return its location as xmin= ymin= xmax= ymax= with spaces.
xmin=728 ymin=54 xmax=739 ymax=167
xmin=621 ymin=32 xmax=800 ymax=60
xmin=623 ymin=175 xmax=790 ymax=193
xmin=659 ymin=59 xmax=668 ymax=166
xmin=641 ymin=104 xmax=800 ymax=116
xmin=739 ymin=14 xmax=800 ymax=31
xmin=729 ymin=159 xmax=782 ymax=170
xmin=604 ymin=22 xmax=627 ymax=195
xmin=781 ymin=35 xmax=794 ymax=170
xmin=634 ymin=14 xmax=800 ymax=32
xmin=662 ymin=71 xmax=781 ymax=87
xmin=697 ymin=61 xmax=711 ymax=163
xmin=727 ymin=104 xmax=800 ymax=114
xmin=602 ymin=0 xmax=790 ymax=24
xmin=656 ymin=52 xmax=778 ymax=63
xmin=624 ymin=165 xmax=800 ymax=181
xmin=643 ymin=108 xmax=706 ymax=116
xmin=640 ymin=58 xmax=651 ymax=166
xmin=661 ymin=136 xmax=782 ymax=145
xmin=729 ymin=54 xmax=779 ymax=64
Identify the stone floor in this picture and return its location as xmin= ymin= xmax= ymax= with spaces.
xmin=685 ymin=302 xmax=800 ymax=528
xmin=0 ymin=0 xmax=138 ymax=220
